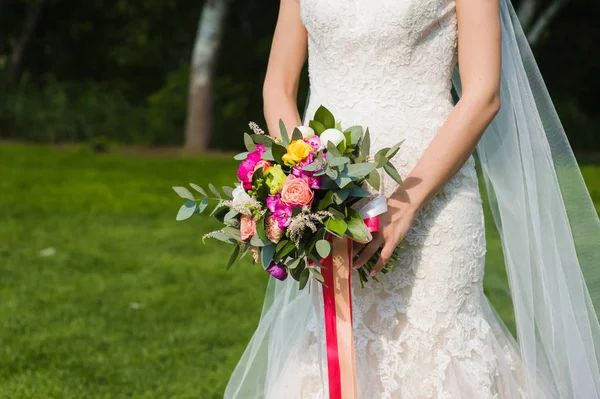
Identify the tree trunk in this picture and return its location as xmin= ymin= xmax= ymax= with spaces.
xmin=527 ymin=1 xmax=567 ymax=46
xmin=8 ymin=0 xmax=45 ymax=82
xmin=184 ymin=0 xmax=229 ymax=151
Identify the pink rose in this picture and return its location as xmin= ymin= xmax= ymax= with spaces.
xmin=281 ymin=175 xmax=314 ymax=207
xmin=254 ymin=160 xmax=272 ymax=174
xmin=240 ymin=215 xmax=257 ymax=241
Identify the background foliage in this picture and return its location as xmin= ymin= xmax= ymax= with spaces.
xmin=0 ymin=0 xmax=596 ymax=152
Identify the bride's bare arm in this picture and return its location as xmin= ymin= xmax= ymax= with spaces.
xmin=354 ymin=0 xmax=501 ymax=274
xmin=263 ymin=0 xmax=307 ymax=138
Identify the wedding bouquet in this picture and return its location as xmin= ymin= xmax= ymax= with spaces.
xmin=172 ymin=106 xmax=403 ymax=288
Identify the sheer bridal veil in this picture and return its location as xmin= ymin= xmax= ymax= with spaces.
xmin=225 ymin=0 xmax=600 ymax=397
xmin=452 ymin=0 xmax=600 ymax=397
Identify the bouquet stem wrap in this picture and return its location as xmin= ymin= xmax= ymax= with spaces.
xmin=321 ymin=197 xmax=387 ymax=399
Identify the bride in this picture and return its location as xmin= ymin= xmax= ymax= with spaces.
xmin=225 ymin=0 xmax=600 ymax=398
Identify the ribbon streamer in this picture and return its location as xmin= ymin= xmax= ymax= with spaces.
xmin=321 ymin=197 xmax=387 ymax=399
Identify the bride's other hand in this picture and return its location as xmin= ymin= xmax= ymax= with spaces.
xmin=352 ymin=186 xmax=419 ymax=276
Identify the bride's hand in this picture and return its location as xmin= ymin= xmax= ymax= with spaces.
xmin=352 ymin=188 xmax=419 ymax=276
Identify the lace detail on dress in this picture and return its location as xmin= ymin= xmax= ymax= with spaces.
xmin=265 ymin=0 xmax=536 ymax=398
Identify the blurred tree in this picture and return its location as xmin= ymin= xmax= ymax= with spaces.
xmin=185 ymin=0 xmax=230 ymax=151
xmin=517 ymin=0 xmax=569 ymax=46
xmin=7 ymin=0 xmax=46 ymax=81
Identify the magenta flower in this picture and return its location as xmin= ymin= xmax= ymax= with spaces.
xmin=306 ymin=135 xmax=322 ymax=151
xmin=266 ymin=194 xmax=292 ymax=228
xmin=237 ymin=145 xmax=267 ymax=190
xmin=266 ymin=264 xmax=288 ymax=281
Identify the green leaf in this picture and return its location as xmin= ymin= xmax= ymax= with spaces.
xmin=208 ymin=183 xmax=221 ymax=199
xmin=272 ymin=144 xmax=287 ymax=163
xmin=326 ymin=141 xmax=342 ymax=158
xmin=335 ymin=121 xmax=343 ymax=131
xmin=173 ymin=186 xmax=195 ymax=201
xmin=189 ymin=183 xmax=207 ymax=197
xmin=251 ymin=235 xmax=270 ymax=247
xmin=385 ymin=140 xmax=405 ymax=159
xmin=316 ymin=240 xmax=331 ymax=258
xmin=176 ymin=200 xmax=196 ymax=221
xmin=197 ymin=197 xmax=209 ymax=213
xmin=244 ymin=133 xmax=256 ymax=152
xmin=366 ymin=170 xmax=381 ymax=191
xmin=375 ymin=148 xmax=389 ymax=167
xmin=309 ymin=267 xmax=325 ymax=283
xmin=288 ymin=256 xmax=303 ymax=270
xmin=275 ymin=240 xmax=296 ymax=260
xmin=346 ymin=209 xmax=370 ymax=242
xmin=261 ymin=244 xmax=277 ymax=269
xmin=256 ymin=217 xmax=267 ymax=241
xmin=309 ymin=120 xmax=326 ymax=135
xmin=333 ymin=188 xmax=350 ymax=204
xmin=227 ymin=245 xmax=241 ymax=270
xmin=234 ymin=152 xmax=249 ymax=161
xmin=349 ymin=185 xmax=370 ymax=198
xmin=360 ymin=128 xmax=371 ymax=156
xmin=344 ymin=126 xmax=363 ymax=146
xmin=314 ymin=106 xmax=335 ymax=129
xmin=299 ymin=267 xmax=310 ymax=290
xmin=325 ymin=218 xmax=348 ymax=237
xmin=252 ymin=134 xmax=275 ymax=146
xmin=291 ymin=128 xmax=303 ymax=141
xmin=383 ymin=162 xmax=403 ymax=185
xmin=347 ymin=163 xmax=376 ymax=178
xmin=327 ymin=207 xmax=346 ymax=220
xmin=222 ymin=186 xmax=234 ymax=198
xmin=279 ymin=119 xmax=289 ymax=145
xmin=262 ymin=147 xmax=275 ymax=161
xmin=318 ymin=190 xmax=335 ymax=210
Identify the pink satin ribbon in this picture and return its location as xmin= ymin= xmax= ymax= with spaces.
xmin=322 ymin=215 xmax=380 ymax=399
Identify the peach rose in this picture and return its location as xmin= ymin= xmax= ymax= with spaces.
xmin=240 ymin=215 xmax=257 ymax=241
xmin=281 ymin=175 xmax=314 ymax=207
xmin=254 ymin=160 xmax=272 ymax=174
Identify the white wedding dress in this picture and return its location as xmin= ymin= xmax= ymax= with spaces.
xmin=268 ymin=1 xmax=537 ymax=398
xmin=225 ymin=0 xmax=600 ymax=398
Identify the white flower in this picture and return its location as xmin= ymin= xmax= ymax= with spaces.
xmin=231 ymin=185 xmax=252 ymax=209
xmin=295 ymin=125 xmax=315 ymax=138
xmin=320 ymin=128 xmax=346 ymax=148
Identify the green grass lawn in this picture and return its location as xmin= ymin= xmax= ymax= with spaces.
xmin=0 ymin=143 xmax=599 ymax=398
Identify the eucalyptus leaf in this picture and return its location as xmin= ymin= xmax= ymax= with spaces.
xmin=349 ymin=185 xmax=370 ymax=198
xmin=309 ymin=267 xmax=325 ymax=283
xmin=251 ymin=235 xmax=270 ymax=247
xmin=288 ymin=256 xmax=303 ymax=270
xmin=291 ymin=128 xmax=303 ymax=141
xmin=299 ymin=268 xmax=310 ymax=290
xmin=223 ymin=209 xmax=238 ymax=224
xmin=336 ymin=170 xmax=354 ymax=188
xmin=325 ymin=167 xmax=339 ymax=180
xmin=326 ymin=141 xmax=342 ymax=158
xmin=347 ymin=163 xmax=376 ymax=178
xmin=333 ymin=188 xmax=350 ymax=204
xmin=197 ymin=197 xmax=209 ymax=213
xmin=176 ymin=200 xmax=196 ymax=221
xmin=316 ymin=240 xmax=331 ymax=258
xmin=262 ymin=147 xmax=275 ymax=161
xmin=189 ymin=183 xmax=207 ymax=197
xmin=208 ymin=183 xmax=222 ymax=199
xmin=375 ymin=148 xmax=389 ymax=167
xmin=173 ymin=186 xmax=195 ymax=201
xmin=227 ymin=245 xmax=241 ymax=270
xmin=366 ymin=170 xmax=381 ymax=191
xmin=345 ymin=126 xmax=363 ymax=146
xmin=303 ymin=161 xmax=323 ymax=172
xmin=222 ymin=186 xmax=234 ymax=198
xmin=234 ymin=152 xmax=249 ymax=161
xmin=208 ymin=231 xmax=238 ymax=244
xmin=244 ymin=133 xmax=256 ymax=152
xmin=360 ymin=128 xmax=371 ymax=157
xmin=279 ymin=119 xmax=289 ymax=145
xmin=272 ymin=144 xmax=287 ymax=163
xmin=252 ymin=134 xmax=275 ymax=146
xmin=385 ymin=140 xmax=405 ymax=159
xmin=261 ymin=244 xmax=277 ymax=269
xmin=383 ymin=162 xmax=403 ymax=185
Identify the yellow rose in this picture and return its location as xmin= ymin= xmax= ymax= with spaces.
xmin=281 ymin=139 xmax=314 ymax=165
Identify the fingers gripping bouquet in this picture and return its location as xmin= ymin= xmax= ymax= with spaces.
xmin=173 ymin=106 xmax=404 ymax=288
